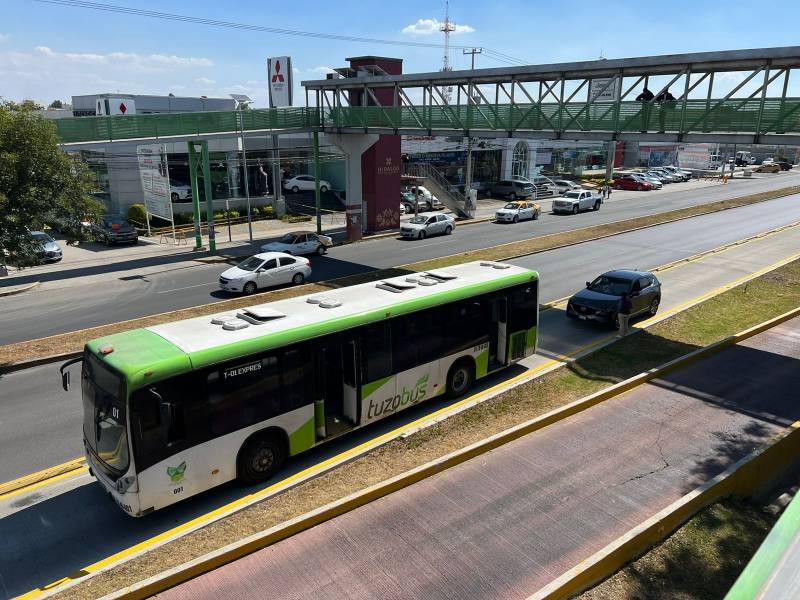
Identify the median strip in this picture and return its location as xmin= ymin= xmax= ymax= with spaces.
xmin=42 ymin=252 xmax=800 ymax=600
xmin=1 ymin=184 xmax=798 ymax=370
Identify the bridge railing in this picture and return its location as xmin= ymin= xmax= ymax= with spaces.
xmin=323 ymin=98 xmax=800 ymax=135
xmin=54 ymin=107 xmax=322 ymax=144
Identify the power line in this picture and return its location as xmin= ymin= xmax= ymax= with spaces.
xmin=33 ymin=0 xmax=532 ymax=65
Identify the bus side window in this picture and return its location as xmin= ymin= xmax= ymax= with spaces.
xmin=361 ymin=323 xmax=392 ymax=383
xmin=282 ymin=347 xmax=312 ymax=412
xmin=508 ymin=282 xmax=539 ymax=331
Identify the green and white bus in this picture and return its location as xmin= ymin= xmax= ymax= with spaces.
xmin=61 ymin=260 xmax=539 ymax=516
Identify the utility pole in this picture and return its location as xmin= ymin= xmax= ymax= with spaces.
xmin=463 ymin=47 xmax=482 ymax=217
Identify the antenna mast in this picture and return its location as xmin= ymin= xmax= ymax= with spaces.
xmin=439 ymin=0 xmax=456 ymax=103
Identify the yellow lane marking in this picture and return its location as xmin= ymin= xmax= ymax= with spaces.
xmin=0 ymin=467 xmax=90 ymax=503
xmin=17 ymin=248 xmax=800 ymax=598
xmin=0 ymin=457 xmax=84 ymax=500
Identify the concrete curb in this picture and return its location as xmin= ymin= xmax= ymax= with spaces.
xmin=99 ymin=305 xmax=800 ymax=600
xmin=0 ymin=281 xmax=41 ymax=297
xmin=0 ymin=351 xmax=81 ymax=375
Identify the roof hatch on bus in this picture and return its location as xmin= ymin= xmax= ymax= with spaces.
xmin=376 ymin=279 xmax=417 ymax=293
xmin=236 ymin=307 xmax=287 ymax=324
xmin=480 ymin=261 xmax=511 ymax=269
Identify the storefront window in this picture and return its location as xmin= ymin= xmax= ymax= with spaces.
xmin=512 ymin=141 xmax=528 ymax=180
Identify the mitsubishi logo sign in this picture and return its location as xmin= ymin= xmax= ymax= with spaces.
xmin=267 ymin=56 xmax=293 ymax=107
xmin=271 ymin=60 xmax=285 ymax=83
xmin=119 ymin=102 xmax=127 ymax=115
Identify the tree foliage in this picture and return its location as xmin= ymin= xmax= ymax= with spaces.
xmin=0 ymin=100 xmax=104 ymax=267
xmin=49 ymin=100 xmax=64 ymax=109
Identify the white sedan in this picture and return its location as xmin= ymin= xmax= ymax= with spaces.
xmin=260 ymin=231 xmax=333 ymax=256
xmin=219 ymin=252 xmax=311 ymax=295
xmin=495 ymin=200 xmax=542 ymax=223
xmin=283 ymin=175 xmax=332 ymax=194
xmin=400 ymin=212 xmax=456 ymax=239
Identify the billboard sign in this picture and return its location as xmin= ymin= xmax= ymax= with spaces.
xmin=267 ymin=56 xmax=293 ymax=107
xmin=589 ymin=77 xmax=621 ymax=102
xmin=96 ymin=97 xmax=136 ymax=116
xmin=137 ymin=144 xmax=173 ymax=222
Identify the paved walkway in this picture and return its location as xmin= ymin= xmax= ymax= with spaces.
xmin=157 ymin=318 xmax=800 ymax=600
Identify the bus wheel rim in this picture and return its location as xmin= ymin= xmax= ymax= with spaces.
xmin=453 ymin=368 xmax=468 ymax=392
xmin=253 ymin=448 xmax=274 ymax=472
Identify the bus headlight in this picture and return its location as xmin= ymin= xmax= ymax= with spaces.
xmin=115 ymin=475 xmax=137 ymax=494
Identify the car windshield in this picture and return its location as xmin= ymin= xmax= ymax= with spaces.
xmin=504 ymin=203 xmax=522 ymax=209
xmin=237 ymin=256 xmax=264 ymax=271
xmin=588 ymin=275 xmax=633 ymax=296
xmin=563 ymin=191 xmax=581 ymax=199
xmin=32 ymin=233 xmax=53 ymax=243
xmin=409 ymin=215 xmax=428 ymax=224
xmin=278 ymin=233 xmax=296 ymax=244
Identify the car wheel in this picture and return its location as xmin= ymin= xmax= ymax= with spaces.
xmin=237 ymin=432 xmax=286 ymax=484
xmin=292 ymin=272 xmax=305 ymax=285
xmin=593 ymin=200 xmax=600 ymax=211
xmin=572 ymin=205 xmax=579 ymax=215
xmin=649 ymin=297 xmax=660 ymax=316
xmin=418 ymin=230 xmax=426 ymax=240
xmin=243 ymin=281 xmax=257 ymax=295
xmin=171 ymin=192 xmax=179 ymax=202
xmin=316 ymin=244 xmax=326 ymax=255
xmin=291 ymin=186 xmax=300 ymax=193
xmin=445 ymin=225 xmax=453 ymax=235
xmin=512 ymin=215 xmax=519 ymax=223
xmin=533 ymin=210 xmax=539 ymax=220
xmin=509 ymin=192 xmax=517 ymax=201
xmin=319 ymin=185 xmax=328 ymax=193
xmin=446 ymin=360 xmax=474 ymax=398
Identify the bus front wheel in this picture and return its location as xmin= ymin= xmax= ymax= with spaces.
xmin=447 ymin=360 xmax=474 ymax=398
xmin=237 ymin=431 xmax=286 ymax=484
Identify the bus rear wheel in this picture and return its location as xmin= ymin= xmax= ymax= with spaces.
xmin=238 ymin=432 xmax=286 ymax=484
xmin=447 ymin=360 xmax=474 ymax=398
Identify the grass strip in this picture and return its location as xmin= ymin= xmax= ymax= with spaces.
xmin=53 ymin=255 xmax=800 ymax=600
xmin=579 ymin=498 xmax=779 ymax=600
xmin=2 ymin=184 xmax=799 ymax=369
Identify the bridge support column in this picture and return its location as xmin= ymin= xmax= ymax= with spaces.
xmin=605 ymin=141 xmax=617 ymax=183
xmin=328 ymin=133 xmax=380 ymax=242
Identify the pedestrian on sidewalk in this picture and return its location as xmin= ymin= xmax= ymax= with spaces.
xmin=617 ymin=292 xmax=633 ymax=337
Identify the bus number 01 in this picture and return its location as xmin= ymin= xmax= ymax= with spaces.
xmin=173 ymin=486 xmax=183 ymax=495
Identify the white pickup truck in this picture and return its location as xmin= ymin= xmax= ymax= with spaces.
xmin=552 ymin=189 xmax=602 ymax=214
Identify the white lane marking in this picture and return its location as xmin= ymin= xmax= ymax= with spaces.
xmin=156 ymin=282 xmax=219 ymax=294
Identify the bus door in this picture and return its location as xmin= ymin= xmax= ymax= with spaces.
xmin=490 ymin=297 xmax=508 ymax=368
xmin=315 ymin=341 xmax=358 ymax=440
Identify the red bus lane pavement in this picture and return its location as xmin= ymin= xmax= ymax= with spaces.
xmin=153 ymin=317 xmax=800 ymax=600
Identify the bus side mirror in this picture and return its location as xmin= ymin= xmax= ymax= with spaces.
xmin=59 ymin=356 xmax=82 ymax=392
xmin=62 ymin=370 xmax=70 ymax=392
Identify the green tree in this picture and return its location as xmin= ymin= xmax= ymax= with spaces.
xmin=49 ymin=100 xmax=64 ymax=109
xmin=0 ymin=100 xmax=104 ymax=267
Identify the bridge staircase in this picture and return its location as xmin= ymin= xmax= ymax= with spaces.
xmin=405 ymin=163 xmax=472 ymax=219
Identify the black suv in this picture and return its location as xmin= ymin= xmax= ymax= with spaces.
xmin=91 ymin=215 xmax=139 ymax=246
xmin=489 ymin=180 xmax=535 ymax=200
xmin=566 ymin=270 xmax=661 ymax=328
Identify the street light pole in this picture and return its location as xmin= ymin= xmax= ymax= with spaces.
xmin=239 ymin=109 xmax=253 ymax=244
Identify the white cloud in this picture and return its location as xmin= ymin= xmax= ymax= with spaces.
xmin=401 ymin=18 xmax=474 ymax=36
xmin=34 ymin=46 xmax=213 ymax=69
xmin=194 ymin=77 xmax=216 ymax=85
xmin=0 ymin=33 xmax=11 ymax=44
xmin=309 ymin=66 xmax=335 ymax=74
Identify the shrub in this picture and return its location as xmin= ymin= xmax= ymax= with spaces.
xmin=263 ymin=205 xmax=276 ymax=219
xmin=228 ymin=210 xmax=240 ymax=219
xmin=127 ymin=204 xmax=147 ymax=226
xmin=213 ymin=212 xmax=224 ymax=221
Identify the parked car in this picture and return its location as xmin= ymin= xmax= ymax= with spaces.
xmin=489 ymin=180 xmax=535 ymax=200
xmin=755 ymin=163 xmax=781 ymax=173
xmin=283 ymin=175 xmax=331 ymax=194
xmin=219 ymin=252 xmax=311 ymax=295
xmin=552 ymin=189 xmax=602 ymax=214
xmin=613 ymin=174 xmax=653 ymax=191
xmin=260 ymin=231 xmax=333 ymax=256
xmin=399 ymin=202 xmax=407 ymax=215
xmin=31 ymin=231 xmax=63 ymax=263
xmin=517 ymin=176 xmax=559 ymax=198
xmin=643 ymin=171 xmax=670 ymax=184
xmin=649 ymin=168 xmax=681 ymax=183
xmin=661 ymin=166 xmax=692 ymax=181
xmin=761 ymin=157 xmax=774 ymax=166
xmin=777 ymin=161 xmax=793 ymax=171
xmin=91 ymin=215 xmax=138 ymax=246
xmin=638 ymin=173 xmax=663 ymax=189
xmin=552 ymin=179 xmax=583 ymax=195
xmin=401 ymin=191 xmax=425 ymax=212
xmin=406 ymin=186 xmax=443 ymax=210
xmin=566 ymin=269 xmax=661 ymax=328
xmin=495 ymin=200 xmax=541 ymax=223
xmin=400 ymin=212 xmax=455 ymax=239
xmin=169 ymin=179 xmax=192 ymax=202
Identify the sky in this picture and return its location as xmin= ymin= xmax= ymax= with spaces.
xmin=2 ymin=0 xmax=799 ymax=107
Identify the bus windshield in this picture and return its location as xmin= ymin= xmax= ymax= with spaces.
xmin=82 ymin=352 xmax=128 ymax=479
